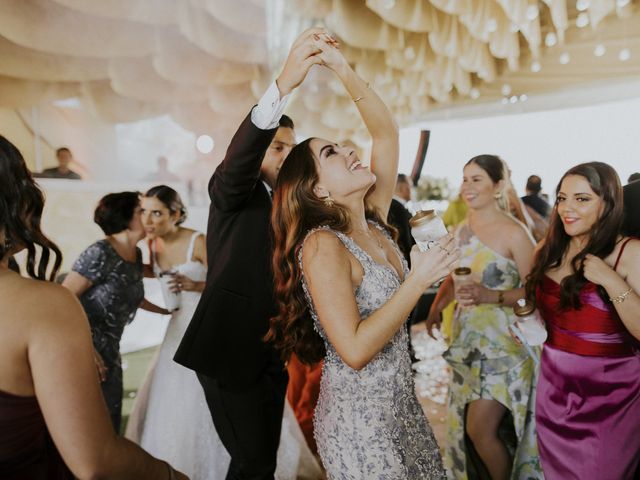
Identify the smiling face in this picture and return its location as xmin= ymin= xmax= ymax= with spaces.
xmin=140 ymin=196 xmax=180 ymax=239
xmin=460 ymin=162 xmax=504 ymax=210
xmin=556 ymin=174 xmax=605 ymax=239
xmin=309 ymin=138 xmax=376 ymax=201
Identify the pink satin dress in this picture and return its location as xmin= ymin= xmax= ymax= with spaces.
xmin=535 ymin=239 xmax=640 ymax=480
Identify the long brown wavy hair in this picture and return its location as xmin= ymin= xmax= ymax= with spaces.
xmin=266 ymin=138 xmax=394 ymax=364
xmin=525 ymin=162 xmax=624 ymax=309
xmin=0 ymin=136 xmax=62 ymax=280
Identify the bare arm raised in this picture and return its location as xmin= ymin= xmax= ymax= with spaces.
xmin=314 ymin=39 xmax=399 ymax=218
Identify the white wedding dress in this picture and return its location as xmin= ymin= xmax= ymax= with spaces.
xmin=126 ymin=232 xmax=323 ymax=480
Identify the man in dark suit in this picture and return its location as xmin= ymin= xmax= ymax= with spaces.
xmin=521 ymin=174 xmax=550 ymax=218
xmin=174 ymin=30 xmax=323 ymax=479
xmin=387 ymin=173 xmax=413 ymax=266
xmin=623 ymin=176 xmax=640 ymax=237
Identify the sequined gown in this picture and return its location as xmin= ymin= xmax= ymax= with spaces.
xmin=300 ymin=223 xmax=445 ymax=479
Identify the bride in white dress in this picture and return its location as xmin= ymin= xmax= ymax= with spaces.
xmin=126 ymin=185 xmax=323 ymax=480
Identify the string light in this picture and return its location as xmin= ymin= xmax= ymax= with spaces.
xmin=576 ymin=12 xmax=589 ymax=28
xmin=545 ymin=32 xmax=558 ymax=47
xmin=196 ymin=135 xmax=214 ymax=154
xmin=619 ymin=48 xmax=631 ymax=61
xmin=470 ymin=87 xmax=480 ymax=99
xmin=487 ymin=18 xmax=498 ymax=33
xmin=576 ymin=0 xmax=590 ymax=11
xmin=594 ymin=44 xmax=606 ymax=57
xmin=501 ymin=84 xmax=512 ymax=96
xmin=559 ymin=52 xmax=571 ymax=64
xmin=531 ymin=60 xmax=542 ymax=72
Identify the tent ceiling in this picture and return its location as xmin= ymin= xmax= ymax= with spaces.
xmin=0 ymin=0 xmax=638 ymax=148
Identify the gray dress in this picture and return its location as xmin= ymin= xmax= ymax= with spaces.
xmin=300 ymin=223 xmax=445 ymax=479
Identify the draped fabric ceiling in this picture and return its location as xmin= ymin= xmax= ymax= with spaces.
xmin=1 ymin=0 xmax=639 ymax=151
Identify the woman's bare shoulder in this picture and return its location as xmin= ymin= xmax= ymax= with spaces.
xmin=9 ymin=277 xmax=86 ymax=328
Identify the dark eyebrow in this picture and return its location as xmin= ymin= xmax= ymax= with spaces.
xmin=272 ymin=140 xmax=295 ymax=148
xmin=319 ymin=143 xmax=337 ymax=158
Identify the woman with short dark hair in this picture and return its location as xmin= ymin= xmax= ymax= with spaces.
xmin=0 ymin=135 xmax=187 ymax=479
xmin=63 ymin=191 xmax=170 ymax=431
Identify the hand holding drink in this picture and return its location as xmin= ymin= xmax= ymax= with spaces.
xmin=158 ymin=269 xmax=181 ymax=312
xmin=410 ymin=210 xmax=449 ymax=251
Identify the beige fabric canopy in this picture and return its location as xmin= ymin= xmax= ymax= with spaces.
xmin=1 ymin=0 xmax=639 ymax=151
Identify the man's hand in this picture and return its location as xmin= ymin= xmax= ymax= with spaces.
xmin=276 ymin=28 xmax=329 ymax=97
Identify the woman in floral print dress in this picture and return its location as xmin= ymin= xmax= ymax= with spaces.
xmin=427 ymin=155 xmax=543 ymax=480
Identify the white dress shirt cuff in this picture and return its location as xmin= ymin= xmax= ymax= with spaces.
xmin=250 ymin=81 xmax=291 ymax=130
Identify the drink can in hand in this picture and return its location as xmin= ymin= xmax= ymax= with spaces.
xmin=158 ymin=269 xmax=181 ymax=312
xmin=410 ymin=210 xmax=448 ymax=251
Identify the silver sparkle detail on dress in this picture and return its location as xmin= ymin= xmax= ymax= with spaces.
xmin=299 ymin=223 xmax=446 ymax=479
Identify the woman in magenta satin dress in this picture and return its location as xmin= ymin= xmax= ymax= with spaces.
xmin=526 ymin=162 xmax=640 ymax=480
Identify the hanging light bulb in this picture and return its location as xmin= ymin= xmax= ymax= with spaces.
xmin=619 ymin=48 xmax=631 ymax=61
xmin=576 ymin=0 xmax=590 ymax=11
xmin=404 ymin=46 xmax=416 ymax=60
xmin=576 ymin=12 xmax=589 ymax=28
xmin=470 ymin=87 xmax=481 ymax=99
xmin=487 ymin=18 xmax=498 ymax=33
xmin=594 ymin=44 xmax=606 ymax=57
xmin=501 ymin=97 xmax=509 ymax=105
xmin=519 ymin=94 xmax=528 ymax=102
xmin=545 ymin=32 xmax=558 ymax=47
xmin=526 ymin=5 xmax=539 ymax=20
xmin=196 ymin=135 xmax=214 ymax=154
xmin=531 ymin=60 xmax=542 ymax=72
xmin=501 ymin=84 xmax=512 ymax=96
xmin=559 ymin=52 xmax=571 ymax=64
xmin=509 ymin=95 xmax=518 ymax=104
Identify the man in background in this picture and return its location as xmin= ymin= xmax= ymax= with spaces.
xmin=521 ymin=174 xmax=550 ymax=218
xmin=388 ymin=173 xmax=413 ymax=265
xmin=34 ymin=147 xmax=81 ymax=179
xmin=623 ymin=173 xmax=640 ymax=237
xmin=143 ymin=155 xmax=180 ymax=182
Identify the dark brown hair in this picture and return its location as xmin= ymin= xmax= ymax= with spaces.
xmin=145 ymin=185 xmax=187 ymax=225
xmin=266 ymin=139 xmax=392 ymax=364
xmin=0 ymin=136 xmax=62 ymax=280
xmin=526 ymin=162 xmax=623 ymax=309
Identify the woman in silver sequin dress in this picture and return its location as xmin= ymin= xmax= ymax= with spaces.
xmin=267 ymin=36 xmax=459 ymax=479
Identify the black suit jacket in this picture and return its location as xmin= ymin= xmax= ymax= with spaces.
xmin=623 ymin=180 xmax=640 ymax=237
xmin=521 ymin=194 xmax=550 ymax=218
xmin=387 ymin=198 xmax=414 ymax=268
xmin=174 ymin=112 xmax=281 ymax=391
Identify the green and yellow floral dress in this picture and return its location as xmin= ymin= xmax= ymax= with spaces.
xmin=443 ymin=223 xmax=542 ymax=479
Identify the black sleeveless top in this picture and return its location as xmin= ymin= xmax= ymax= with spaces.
xmin=0 ymin=389 xmax=73 ymax=479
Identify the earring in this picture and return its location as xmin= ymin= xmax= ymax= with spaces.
xmin=323 ymin=195 xmax=335 ymax=207
xmin=493 ymin=192 xmax=502 ymax=200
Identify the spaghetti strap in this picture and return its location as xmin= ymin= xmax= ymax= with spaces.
xmin=613 ymin=237 xmax=636 ymax=271
xmin=186 ymin=231 xmax=201 ymax=263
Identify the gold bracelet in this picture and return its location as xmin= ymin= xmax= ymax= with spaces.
xmin=609 ymin=288 xmax=633 ymax=304
xmin=352 ymin=82 xmax=371 ymax=103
